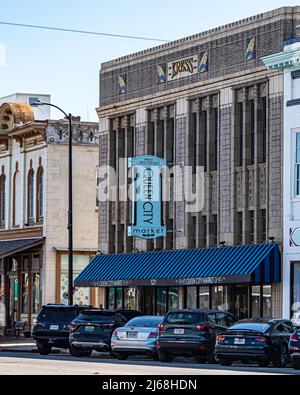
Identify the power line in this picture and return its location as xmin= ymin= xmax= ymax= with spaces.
xmin=0 ymin=21 xmax=169 ymax=43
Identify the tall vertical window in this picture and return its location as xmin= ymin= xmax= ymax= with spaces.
xmin=201 ymin=111 xmax=208 ymax=172
xmin=36 ymin=166 xmax=44 ymax=222
xmin=238 ymin=103 xmax=244 ymax=166
xmin=249 ymin=211 xmax=255 ymax=243
xmin=249 ymin=100 xmax=255 ymax=165
xmin=191 ymin=112 xmax=197 ymax=174
xmin=261 ymin=97 xmax=267 ymax=163
xmin=213 ymin=107 xmax=219 ymax=171
xmin=28 ymin=169 xmax=35 ymax=223
xmin=13 ymin=164 xmax=20 ymax=226
xmin=296 ymin=133 xmax=300 ymax=196
xmin=0 ymin=173 xmax=6 ymax=227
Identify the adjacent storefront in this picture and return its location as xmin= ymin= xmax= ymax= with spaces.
xmin=76 ymin=243 xmax=281 ymax=320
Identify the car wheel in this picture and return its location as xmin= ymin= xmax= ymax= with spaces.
xmin=158 ymin=351 xmax=173 ymax=363
xmin=258 ymin=360 xmax=269 ymax=368
xmin=37 ymin=343 xmax=52 ymax=356
xmin=153 ymin=353 xmax=160 ymax=362
xmin=274 ymin=344 xmax=288 ymax=368
xmin=114 ymin=352 xmax=129 ymax=360
xmin=219 ymin=358 xmax=233 ymax=367
xmin=207 ymin=354 xmax=217 ymax=364
xmin=70 ymin=345 xmax=92 ymax=358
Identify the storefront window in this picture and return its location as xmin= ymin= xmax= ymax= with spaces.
xmin=187 ymin=287 xmax=197 ymax=309
xmin=235 ymin=286 xmax=249 ymax=319
xmin=262 ymin=285 xmax=272 ymax=318
xmin=293 ymin=263 xmax=300 ymax=313
xmin=144 ymin=288 xmax=155 ymax=315
xmin=108 ymin=288 xmax=115 ymax=310
xmin=32 ymin=274 xmax=40 ymax=314
xmin=168 ymin=288 xmax=179 ymax=311
xmin=116 ymin=288 xmax=123 ymax=310
xmin=251 ymin=286 xmax=261 ymax=318
xmin=124 ymin=288 xmax=140 ymax=311
xmin=21 ymin=273 xmax=29 ymax=315
xmin=60 ymin=255 xmax=91 ymax=306
xmin=156 ymin=288 xmax=167 ymax=315
xmin=0 ymin=273 xmax=5 ymax=328
xmin=199 ymin=287 xmax=210 ymax=309
xmin=212 ymin=286 xmax=225 ymax=311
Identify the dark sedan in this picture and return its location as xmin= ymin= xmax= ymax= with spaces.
xmin=289 ymin=330 xmax=300 ymax=370
xmin=215 ymin=319 xmax=294 ymax=368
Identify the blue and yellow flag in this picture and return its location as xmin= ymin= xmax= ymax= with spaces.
xmin=157 ymin=64 xmax=166 ymax=84
xmin=199 ymin=51 xmax=208 ymax=73
xmin=118 ymin=76 xmax=126 ymax=94
xmin=245 ymin=37 xmax=256 ymax=61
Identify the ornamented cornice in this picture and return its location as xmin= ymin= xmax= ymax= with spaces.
xmin=262 ymin=47 xmax=300 ymax=70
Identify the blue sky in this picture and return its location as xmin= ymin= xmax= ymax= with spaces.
xmin=0 ymin=0 xmax=298 ymax=121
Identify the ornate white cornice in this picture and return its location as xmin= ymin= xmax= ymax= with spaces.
xmin=262 ymin=48 xmax=300 ymax=71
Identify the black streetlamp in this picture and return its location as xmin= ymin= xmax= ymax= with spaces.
xmin=32 ymin=101 xmax=74 ymax=306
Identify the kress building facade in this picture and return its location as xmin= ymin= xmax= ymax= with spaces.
xmin=76 ymin=7 xmax=300 ymax=319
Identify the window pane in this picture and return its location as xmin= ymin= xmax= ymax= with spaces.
xmin=199 ymin=287 xmax=210 ymax=309
xmin=235 ymin=286 xmax=249 ymax=319
xmin=124 ymin=288 xmax=139 ymax=311
xmin=108 ymin=288 xmax=115 ymax=310
xmin=262 ymin=285 xmax=272 ymax=318
xmin=293 ymin=263 xmax=300 ymax=312
xmin=144 ymin=288 xmax=155 ymax=315
xmin=251 ymin=286 xmax=261 ymax=318
xmin=116 ymin=287 xmax=123 ymax=310
xmin=156 ymin=288 xmax=167 ymax=316
xmin=21 ymin=274 xmax=29 ymax=314
xmin=187 ymin=287 xmax=197 ymax=309
xmin=32 ymin=273 xmax=40 ymax=314
xmin=168 ymin=288 xmax=179 ymax=311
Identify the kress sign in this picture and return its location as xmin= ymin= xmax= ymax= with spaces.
xmin=168 ymin=55 xmax=198 ymax=81
xmin=128 ymin=156 xmax=167 ymax=240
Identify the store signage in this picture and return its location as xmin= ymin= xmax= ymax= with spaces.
xmin=128 ymin=155 xmax=167 ymax=240
xmin=167 ymin=55 xmax=198 ymax=81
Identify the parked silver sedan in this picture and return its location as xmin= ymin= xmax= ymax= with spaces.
xmin=111 ymin=316 xmax=164 ymax=360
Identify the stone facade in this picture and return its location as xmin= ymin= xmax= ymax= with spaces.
xmin=96 ymin=7 xmax=300 ymax=317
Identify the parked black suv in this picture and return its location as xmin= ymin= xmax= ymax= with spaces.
xmin=69 ymin=322 xmax=112 ymax=357
xmin=32 ymin=304 xmax=93 ymax=355
xmin=72 ymin=309 xmax=136 ymax=335
xmin=157 ymin=309 xmax=237 ymax=363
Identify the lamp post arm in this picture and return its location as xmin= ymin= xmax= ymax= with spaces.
xmin=36 ymin=102 xmax=69 ymax=119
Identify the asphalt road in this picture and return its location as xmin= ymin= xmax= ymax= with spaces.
xmin=0 ymin=351 xmax=299 ymax=375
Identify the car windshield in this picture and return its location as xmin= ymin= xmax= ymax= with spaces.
xmin=38 ymin=308 xmax=76 ymax=322
xmin=229 ymin=323 xmax=271 ymax=333
xmin=125 ymin=317 xmax=164 ymax=328
xmin=77 ymin=311 xmax=116 ymax=322
xmin=165 ymin=313 xmax=203 ymax=325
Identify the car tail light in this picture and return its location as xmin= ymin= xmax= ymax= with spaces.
xmin=69 ymin=322 xmax=77 ymax=333
xmin=158 ymin=324 xmax=165 ymax=332
xmin=112 ymin=331 xmax=118 ymax=337
xmin=290 ymin=333 xmax=299 ymax=342
xmin=196 ymin=324 xmax=209 ymax=332
xmin=148 ymin=332 xmax=158 ymax=339
xmin=216 ymin=335 xmax=226 ymax=342
xmin=255 ymin=337 xmax=268 ymax=343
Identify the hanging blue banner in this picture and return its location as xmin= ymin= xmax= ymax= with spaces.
xmin=128 ymin=155 xmax=167 ymax=240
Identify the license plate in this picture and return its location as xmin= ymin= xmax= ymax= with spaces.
xmin=174 ymin=329 xmax=185 ymax=335
xmin=50 ymin=325 xmax=59 ymax=331
xmin=127 ymin=332 xmax=138 ymax=339
xmin=234 ymin=338 xmax=246 ymax=345
xmin=85 ymin=326 xmax=95 ymax=332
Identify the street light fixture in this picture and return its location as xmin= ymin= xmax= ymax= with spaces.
xmin=32 ymin=100 xmax=74 ymax=306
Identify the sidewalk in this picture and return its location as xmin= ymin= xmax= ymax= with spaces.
xmin=0 ymin=337 xmax=37 ymax=353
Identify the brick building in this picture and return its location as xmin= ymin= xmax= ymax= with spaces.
xmin=77 ymin=6 xmax=300 ymax=319
xmin=0 ymin=101 xmax=99 ymax=335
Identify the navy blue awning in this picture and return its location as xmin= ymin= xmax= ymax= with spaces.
xmin=75 ymin=243 xmax=281 ymax=288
